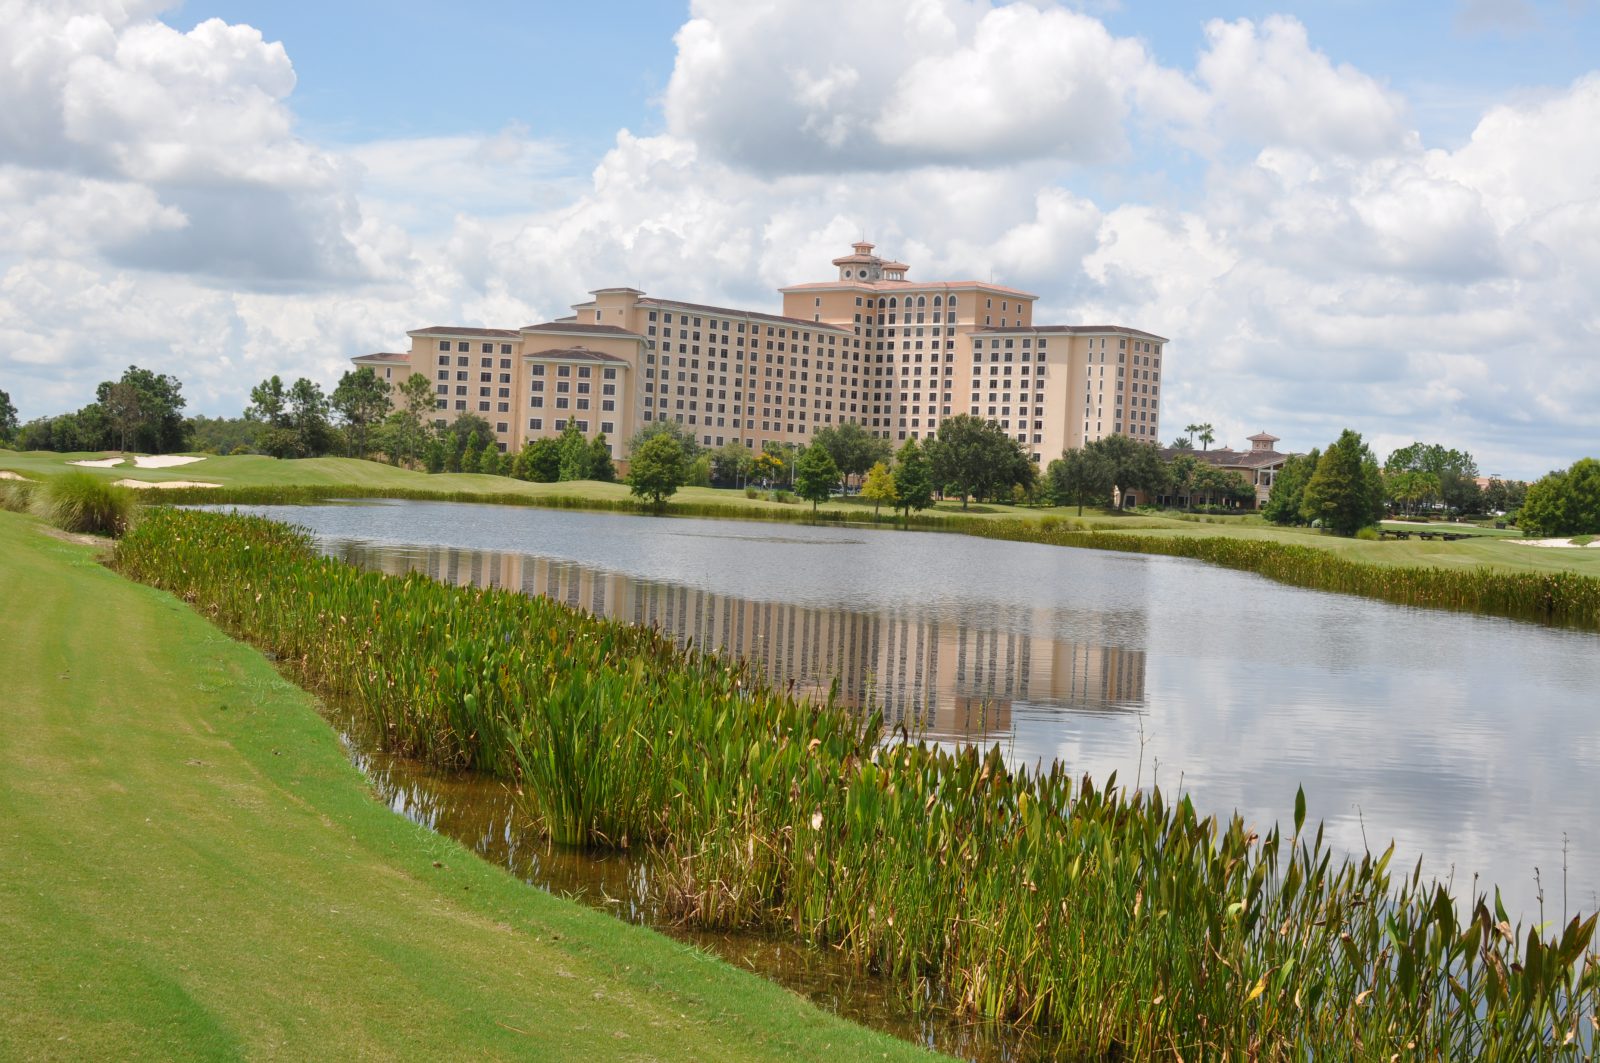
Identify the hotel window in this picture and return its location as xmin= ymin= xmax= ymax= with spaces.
xmin=458 ymin=342 xmax=469 ymax=352
xmin=438 ymin=340 xmax=450 ymax=351
xmin=482 ymin=343 xmax=493 ymax=354
xmin=529 ymin=418 xmax=543 ymax=430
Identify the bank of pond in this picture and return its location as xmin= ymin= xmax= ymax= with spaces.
xmin=107 ymin=481 xmax=1600 ymax=632
xmin=114 ymin=508 xmax=1598 ymax=1059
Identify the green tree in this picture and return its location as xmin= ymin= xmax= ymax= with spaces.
xmin=186 ymin=414 xmax=264 ymax=455
xmin=627 ymin=418 xmax=701 ymax=461
xmin=514 ymin=437 xmax=562 ymax=482
xmin=928 ymin=414 xmax=1033 ymax=508
xmin=474 ymin=438 xmax=502 ymax=475
xmin=1518 ymin=458 xmax=1600 ymax=537
xmin=892 ymin=439 xmax=934 ymax=521
xmin=557 ymin=422 xmax=591 ymax=481
xmin=1385 ymin=442 xmax=1480 ymax=514
xmin=860 ymin=460 xmax=897 ymax=517
xmin=287 ymin=377 xmax=333 ymax=457
xmin=423 ymin=437 xmax=446 ymax=474
xmin=441 ymin=414 xmax=495 ymax=472
xmin=1262 ymin=449 xmax=1319 ymax=526
xmin=247 ymin=376 xmax=298 ymax=458
xmin=812 ymin=421 xmax=891 ymax=489
xmin=1191 ymin=464 xmax=1255 ymax=508
xmin=1196 ymin=423 xmax=1216 ymax=451
xmin=102 ymin=380 xmax=143 ymax=452
xmin=1084 ymin=434 xmax=1165 ymax=508
xmin=94 ymin=366 xmax=189 ymax=453
xmin=627 ymin=432 xmax=687 ymax=511
xmin=0 ymin=388 xmax=17 ymax=443
xmin=331 ymin=367 xmax=392 ymax=458
xmin=588 ymin=434 xmax=617 ymax=482
xmin=1170 ymin=435 xmax=1194 ymax=451
xmin=1303 ymin=429 xmax=1384 ymax=536
xmin=1046 ymin=447 xmax=1114 ymax=514
xmin=709 ymin=441 xmax=754 ymax=486
xmin=373 ymin=373 xmax=437 ymax=468
xmin=793 ymin=443 xmax=839 ymax=512
xmin=1166 ymin=453 xmax=1200 ymax=507
xmin=751 ymin=451 xmax=785 ymax=486
xmin=1483 ymin=477 xmax=1527 ymax=515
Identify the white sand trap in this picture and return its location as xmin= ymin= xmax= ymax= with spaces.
xmin=113 ymin=479 xmax=222 ymax=490
xmin=70 ymin=456 xmax=125 ymax=468
xmin=0 ymin=470 xmax=27 ymax=481
xmin=133 ymin=454 xmax=204 ymax=469
xmin=1507 ymin=537 xmax=1600 ymax=549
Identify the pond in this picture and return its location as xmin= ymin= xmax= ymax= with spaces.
xmin=233 ymin=500 xmax=1599 ymax=927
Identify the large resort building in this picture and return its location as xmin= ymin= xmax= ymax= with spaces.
xmin=353 ymin=242 xmax=1168 ymax=463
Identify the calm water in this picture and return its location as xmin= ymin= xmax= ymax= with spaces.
xmin=232 ymin=500 xmax=1600 ymax=919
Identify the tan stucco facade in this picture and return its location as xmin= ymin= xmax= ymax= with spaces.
xmin=354 ymin=242 xmax=1167 ymax=460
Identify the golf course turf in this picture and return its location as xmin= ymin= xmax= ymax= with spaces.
xmin=0 ymin=510 xmax=938 ymax=1062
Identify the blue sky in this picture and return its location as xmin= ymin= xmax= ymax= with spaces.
xmin=4 ymin=0 xmax=1599 ymax=477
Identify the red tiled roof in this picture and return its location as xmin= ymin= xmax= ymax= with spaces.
xmin=519 ymin=322 xmax=644 ymax=338
xmin=353 ymin=352 xmax=409 ymax=362
xmin=976 ymin=324 xmax=1170 ymax=342
xmin=780 ymin=279 xmax=1039 ymax=298
xmin=524 ymin=346 xmax=630 ymax=364
xmin=636 ymin=297 xmax=851 ymax=333
xmin=1160 ymin=447 xmax=1289 ymax=469
xmin=409 ymin=325 xmax=520 ymax=338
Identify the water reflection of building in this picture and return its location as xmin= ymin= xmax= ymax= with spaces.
xmin=335 ymin=542 xmax=1146 ymax=744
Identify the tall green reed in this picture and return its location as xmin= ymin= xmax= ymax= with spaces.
xmin=114 ymin=508 xmax=1600 ymax=1059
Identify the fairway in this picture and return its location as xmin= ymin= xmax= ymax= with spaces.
xmin=4 ymin=448 xmax=1597 ymax=579
xmin=0 ymin=510 xmax=938 ymax=1063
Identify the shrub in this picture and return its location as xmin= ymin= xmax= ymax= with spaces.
xmin=771 ymin=489 xmax=795 ymax=504
xmin=1 ymin=479 xmax=36 ymax=513
xmin=40 ymin=472 xmax=135 ymax=537
xmin=743 ymin=486 xmax=759 ymax=499
xmin=1354 ymin=525 xmax=1380 ymax=541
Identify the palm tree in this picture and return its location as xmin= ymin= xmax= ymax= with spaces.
xmin=1184 ymin=422 xmax=1200 ymax=447
xmin=1197 ymin=423 xmax=1215 ymax=451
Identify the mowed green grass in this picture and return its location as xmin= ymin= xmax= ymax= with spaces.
xmin=5 ymin=448 xmax=1595 ymax=577
xmin=0 ymin=510 xmax=939 ymax=1063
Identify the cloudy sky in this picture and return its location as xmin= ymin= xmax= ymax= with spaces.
xmin=1 ymin=0 xmax=1596 ymax=477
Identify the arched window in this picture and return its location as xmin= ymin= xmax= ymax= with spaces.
xmin=877 ymin=297 xmax=886 ymax=308
xmin=933 ymin=295 xmax=942 ymax=306
xmin=949 ymin=296 xmax=958 ymax=309
xmin=917 ymin=295 xmax=926 ymax=307
xmin=889 ymin=297 xmax=897 ymax=308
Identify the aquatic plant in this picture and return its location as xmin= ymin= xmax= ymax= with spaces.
xmin=114 ymin=508 xmax=1600 ymax=1058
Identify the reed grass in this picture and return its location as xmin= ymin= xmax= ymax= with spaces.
xmin=0 ymin=479 xmax=37 ymax=513
xmin=39 ymin=471 xmax=135 ymax=536
xmin=114 ymin=508 xmax=1600 ymax=1059
xmin=951 ymin=517 xmax=1600 ymax=631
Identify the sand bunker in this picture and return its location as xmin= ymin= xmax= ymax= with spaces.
xmin=133 ymin=455 xmax=204 ymax=469
xmin=0 ymin=470 xmax=27 ymax=481
xmin=1507 ymin=537 xmax=1600 ymax=549
xmin=69 ymin=457 xmax=125 ymax=468
xmin=113 ymin=479 xmax=222 ymax=490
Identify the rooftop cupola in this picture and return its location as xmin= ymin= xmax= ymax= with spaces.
xmin=1248 ymin=432 xmax=1281 ymax=452
xmin=830 ymin=241 xmax=908 ymax=282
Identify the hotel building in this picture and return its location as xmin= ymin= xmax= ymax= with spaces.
xmin=353 ymin=242 xmax=1168 ymax=462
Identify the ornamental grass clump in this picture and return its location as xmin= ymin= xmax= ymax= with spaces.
xmin=114 ymin=508 xmax=1600 ymax=1059
xmin=40 ymin=472 xmax=135 ymax=536
xmin=0 ymin=478 xmax=36 ymax=513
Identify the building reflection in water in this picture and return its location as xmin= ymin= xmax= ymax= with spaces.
xmin=331 ymin=541 xmax=1147 ymax=745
